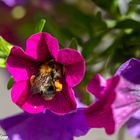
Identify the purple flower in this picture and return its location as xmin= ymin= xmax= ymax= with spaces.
xmin=127 ymin=110 xmax=140 ymax=138
xmin=6 ymin=32 xmax=85 ymax=114
xmin=0 ymin=0 xmax=26 ymax=7
xmin=0 ymin=109 xmax=89 ymax=140
xmin=44 ymin=0 xmax=63 ymax=3
xmin=115 ymin=58 xmax=140 ymax=138
xmin=84 ymin=73 xmax=140 ymax=134
xmin=115 ymin=58 xmax=140 ymax=84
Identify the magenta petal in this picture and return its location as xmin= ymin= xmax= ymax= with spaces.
xmin=12 ymin=81 xmax=77 ymax=114
xmin=11 ymin=81 xmax=29 ymax=105
xmin=85 ymin=76 xmax=119 ymax=134
xmin=11 ymin=81 xmax=46 ymax=114
xmin=57 ymin=48 xmax=85 ymax=87
xmin=43 ymin=84 xmax=77 ymax=114
xmin=84 ymin=102 xmax=115 ymax=134
xmin=6 ymin=46 xmax=38 ymax=82
xmin=87 ymin=74 xmax=106 ymax=99
xmin=26 ymin=32 xmax=59 ymax=62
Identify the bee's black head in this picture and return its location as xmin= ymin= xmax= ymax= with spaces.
xmin=46 ymin=85 xmax=55 ymax=94
xmin=41 ymin=85 xmax=56 ymax=100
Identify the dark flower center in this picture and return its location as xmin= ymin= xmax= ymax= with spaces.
xmin=30 ymin=60 xmax=64 ymax=101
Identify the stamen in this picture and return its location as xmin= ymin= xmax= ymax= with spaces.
xmin=30 ymin=75 xmax=35 ymax=86
xmin=55 ymin=81 xmax=63 ymax=92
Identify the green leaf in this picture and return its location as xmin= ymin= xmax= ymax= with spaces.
xmin=69 ymin=38 xmax=78 ymax=49
xmin=82 ymin=36 xmax=101 ymax=58
xmin=0 ymin=37 xmax=13 ymax=56
xmin=7 ymin=77 xmax=14 ymax=90
xmin=55 ymin=4 xmax=94 ymax=37
xmin=35 ymin=19 xmax=46 ymax=33
xmin=0 ymin=51 xmax=7 ymax=58
xmin=45 ymin=16 xmax=63 ymax=45
xmin=0 ymin=37 xmax=13 ymax=68
xmin=0 ymin=58 xmax=6 ymax=68
xmin=115 ymin=19 xmax=140 ymax=29
xmin=92 ymin=0 xmax=120 ymax=18
xmin=93 ymin=12 xmax=108 ymax=35
xmin=129 ymin=0 xmax=140 ymax=5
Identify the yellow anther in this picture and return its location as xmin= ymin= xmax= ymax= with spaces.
xmin=55 ymin=81 xmax=63 ymax=92
xmin=30 ymin=75 xmax=36 ymax=86
xmin=39 ymin=64 xmax=51 ymax=74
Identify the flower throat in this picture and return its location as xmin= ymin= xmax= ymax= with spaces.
xmin=30 ymin=60 xmax=64 ymax=101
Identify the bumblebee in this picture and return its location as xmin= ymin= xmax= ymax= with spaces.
xmin=30 ymin=60 xmax=64 ymax=101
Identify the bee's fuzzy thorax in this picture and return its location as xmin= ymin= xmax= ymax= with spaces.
xmin=39 ymin=64 xmax=52 ymax=74
xmin=29 ymin=60 xmax=64 ymax=101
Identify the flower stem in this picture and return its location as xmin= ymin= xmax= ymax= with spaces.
xmin=118 ymin=125 xmax=125 ymax=140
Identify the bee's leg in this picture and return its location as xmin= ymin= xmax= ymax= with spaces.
xmin=53 ymin=70 xmax=60 ymax=79
xmin=30 ymin=75 xmax=36 ymax=86
xmin=54 ymin=80 xmax=63 ymax=92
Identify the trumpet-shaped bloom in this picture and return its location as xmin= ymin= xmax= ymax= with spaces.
xmin=0 ymin=109 xmax=89 ymax=140
xmin=6 ymin=32 xmax=85 ymax=114
xmin=115 ymin=58 xmax=140 ymax=138
xmin=84 ymin=73 xmax=140 ymax=134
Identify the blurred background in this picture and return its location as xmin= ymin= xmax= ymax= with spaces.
xmin=0 ymin=0 xmax=140 ymax=139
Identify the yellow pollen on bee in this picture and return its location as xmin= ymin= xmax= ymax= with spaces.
xmin=39 ymin=64 xmax=52 ymax=74
xmin=55 ymin=81 xmax=63 ymax=92
xmin=30 ymin=75 xmax=36 ymax=86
